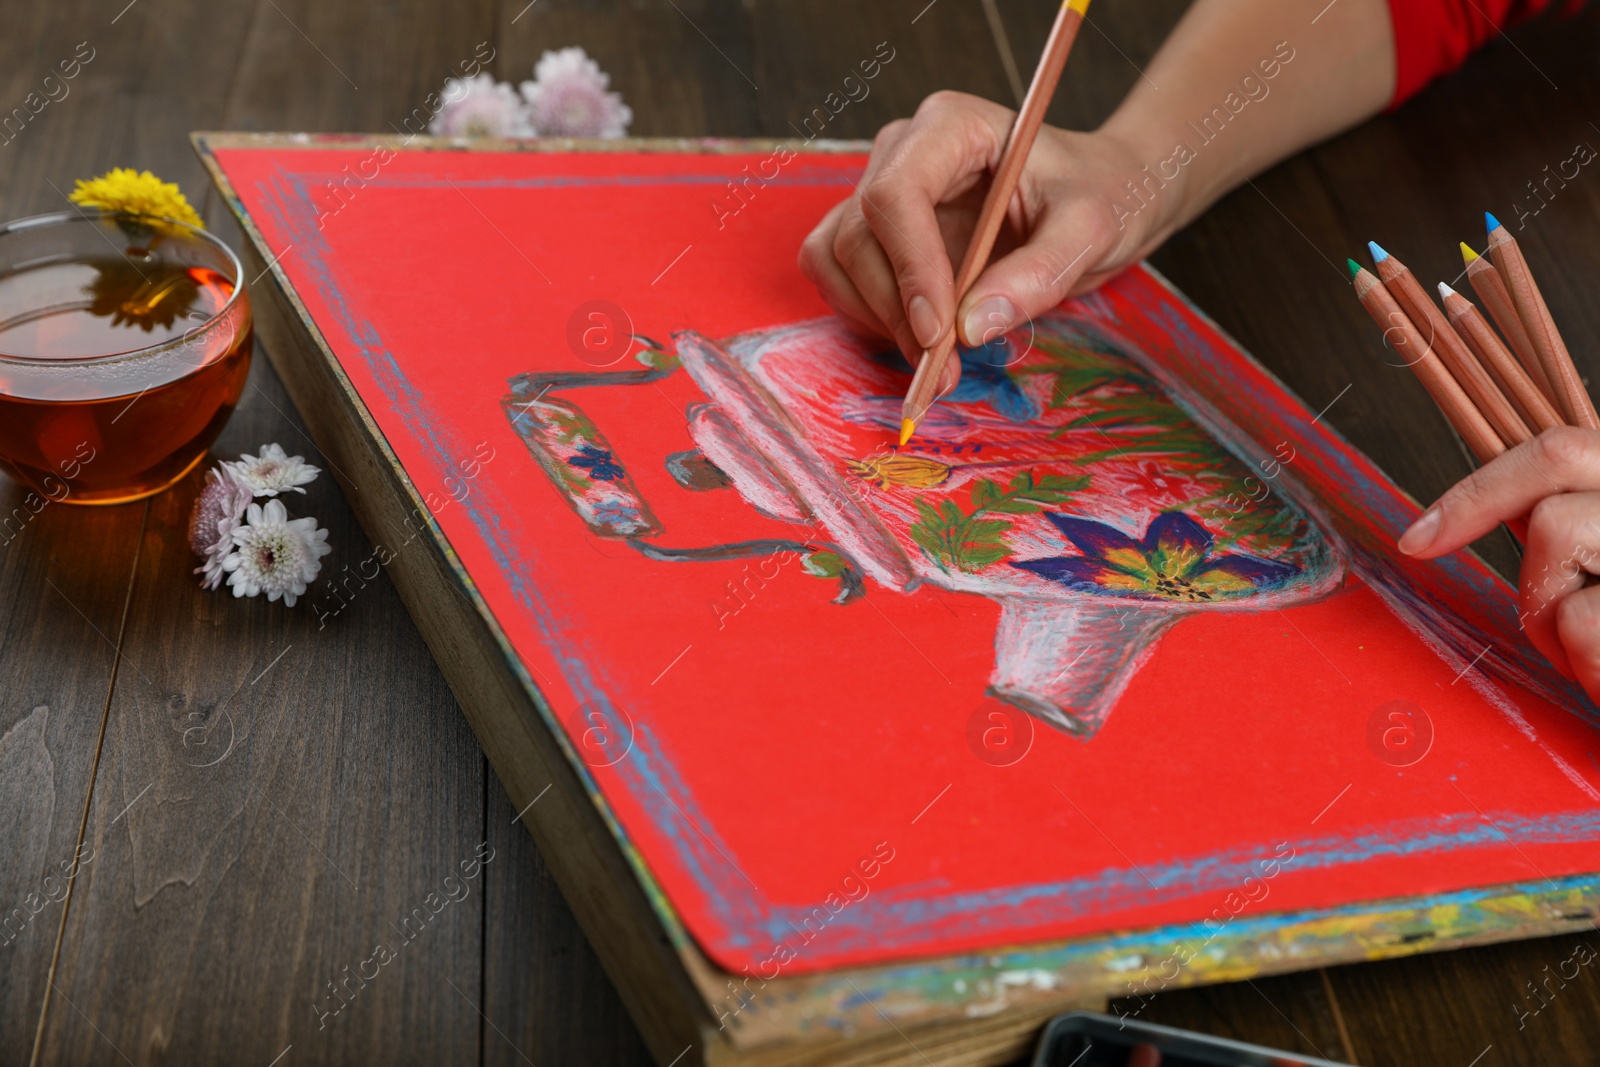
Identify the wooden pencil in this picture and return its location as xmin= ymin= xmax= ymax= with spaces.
xmin=1349 ymin=260 xmax=1505 ymax=463
xmin=1460 ymin=242 xmax=1557 ymax=407
xmin=1484 ymin=213 xmax=1600 ymax=429
xmin=899 ymin=0 xmax=1090 ymax=444
xmin=1438 ymin=282 xmax=1564 ymax=435
xmin=1368 ymin=241 xmax=1531 ymax=446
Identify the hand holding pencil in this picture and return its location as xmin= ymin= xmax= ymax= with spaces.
xmin=897 ymin=0 xmax=1091 ymax=443
xmin=796 ymin=0 xmax=1600 ymax=692
xmin=800 ymin=0 xmax=1394 ymax=420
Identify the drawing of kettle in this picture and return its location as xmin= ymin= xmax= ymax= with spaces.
xmin=503 ymin=310 xmax=1345 ymax=738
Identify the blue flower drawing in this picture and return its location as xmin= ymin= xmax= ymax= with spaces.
xmin=568 ymin=445 xmax=625 ymax=482
xmin=944 ymin=337 xmax=1039 ymax=422
xmin=1011 ymin=511 xmax=1299 ymax=602
xmin=873 ymin=338 xmax=1039 ymax=423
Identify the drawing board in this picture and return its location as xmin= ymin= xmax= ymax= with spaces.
xmin=199 ymin=136 xmax=1600 ymax=1004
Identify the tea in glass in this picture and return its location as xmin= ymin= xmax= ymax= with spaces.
xmin=0 ymin=211 xmax=253 ymax=505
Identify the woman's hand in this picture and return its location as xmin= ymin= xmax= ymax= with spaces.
xmin=796 ymin=0 xmax=1398 ymax=382
xmin=797 ymin=91 xmax=1181 ymax=385
xmin=1399 ymin=427 xmax=1600 ymax=697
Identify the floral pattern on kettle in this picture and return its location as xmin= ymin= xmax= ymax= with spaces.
xmin=824 ymin=325 xmax=1324 ymax=593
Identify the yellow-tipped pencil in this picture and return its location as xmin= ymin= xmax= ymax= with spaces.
xmin=899 ymin=0 xmax=1091 ymax=444
xmin=1459 ymin=241 xmax=1556 ymax=406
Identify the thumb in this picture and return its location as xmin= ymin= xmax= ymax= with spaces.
xmin=955 ymin=206 xmax=1109 ymax=347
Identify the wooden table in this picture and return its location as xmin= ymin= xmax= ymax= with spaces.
xmin=3 ymin=2 xmax=1598 ymax=1064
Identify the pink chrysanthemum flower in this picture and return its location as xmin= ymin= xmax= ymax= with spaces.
xmin=429 ymin=73 xmax=534 ymax=138
xmin=189 ymin=465 xmax=254 ymax=591
xmin=222 ymin=499 xmax=332 ymax=607
xmin=520 ymin=48 xmax=632 ymax=138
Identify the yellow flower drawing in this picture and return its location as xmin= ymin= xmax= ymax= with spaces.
xmin=847 ymin=453 xmax=951 ymax=489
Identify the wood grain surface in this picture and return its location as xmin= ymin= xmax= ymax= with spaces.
xmin=2 ymin=1 xmax=1598 ymax=1064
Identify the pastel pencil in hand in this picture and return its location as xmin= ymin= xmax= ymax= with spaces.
xmin=1484 ymin=213 xmax=1600 ymax=429
xmin=1349 ymin=259 xmax=1505 ymax=463
xmin=1368 ymin=241 xmax=1531 ymax=446
xmin=1438 ymin=282 xmax=1564 ymax=434
xmin=1460 ymin=241 xmax=1557 ymax=408
xmin=899 ymin=0 xmax=1091 ymax=443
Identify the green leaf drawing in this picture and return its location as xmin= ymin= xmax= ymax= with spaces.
xmin=1010 ymin=330 xmax=1234 ymax=470
xmin=1009 ymin=324 xmax=1306 ymax=559
xmin=1015 ymin=329 xmax=1156 ymax=408
xmin=517 ymin=399 xmax=608 ymax=493
xmin=536 ymin=401 xmax=597 ymax=447
xmin=635 ymin=346 xmax=680 ymax=371
xmin=1055 ymin=389 xmax=1230 ymax=469
xmin=1211 ymin=498 xmax=1307 ymax=553
xmin=909 ymin=471 xmax=1088 ymax=573
xmin=801 ymin=550 xmax=845 ymax=578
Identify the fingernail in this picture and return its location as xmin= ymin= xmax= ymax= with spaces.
xmin=963 ymin=297 xmax=1016 ymax=347
xmin=907 ymin=295 xmax=942 ymax=349
xmin=938 ymin=358 xmax=959 ymax=395
xmin=1399 ymin=507 xmax=1442 ymax=555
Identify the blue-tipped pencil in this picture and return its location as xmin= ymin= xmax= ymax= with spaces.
xmin=1484 ymin=213 xmax=1599 ymax=429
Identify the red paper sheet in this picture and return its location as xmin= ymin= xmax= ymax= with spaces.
xmin=209 ymin=142 xmax=1600 ymax=977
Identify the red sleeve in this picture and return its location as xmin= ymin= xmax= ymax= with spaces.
xmin=1388 ymin=0 xmax=1568 ymax=105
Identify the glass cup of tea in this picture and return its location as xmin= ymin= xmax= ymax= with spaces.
xmin=0 ymin=210 xmax=253 ymax=505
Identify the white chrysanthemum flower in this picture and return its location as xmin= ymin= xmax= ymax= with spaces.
xmin=189 ymin=464 xmax=254 ymax=591
xmin=519 ymin=48 xmax=632 ymax=138
xmin=229 ymin=442 xmax=320 ymax=497
xmin=222 ymin=499 xmax=332 ymax=607
xmin=430 ymin=73 xmax=534 ymax=138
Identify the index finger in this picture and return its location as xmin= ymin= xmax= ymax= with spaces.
xmin=858 ymin=91 xmax=1014 ymax=351
xmin=1399 ymin=427 xmax=1600 ymax=558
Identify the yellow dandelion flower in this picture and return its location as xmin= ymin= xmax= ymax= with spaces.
xmin=69 ymin=168 xmax=204 ymax=230
xmin=847 ymin=453 xmax=952 ymax=489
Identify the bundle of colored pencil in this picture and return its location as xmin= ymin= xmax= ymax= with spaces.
xmin=1349 ymin=213 xmax=1598 ymax=469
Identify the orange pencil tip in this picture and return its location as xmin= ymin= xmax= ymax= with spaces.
xmin=898 ymin=419 xmax=916 ymax=446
